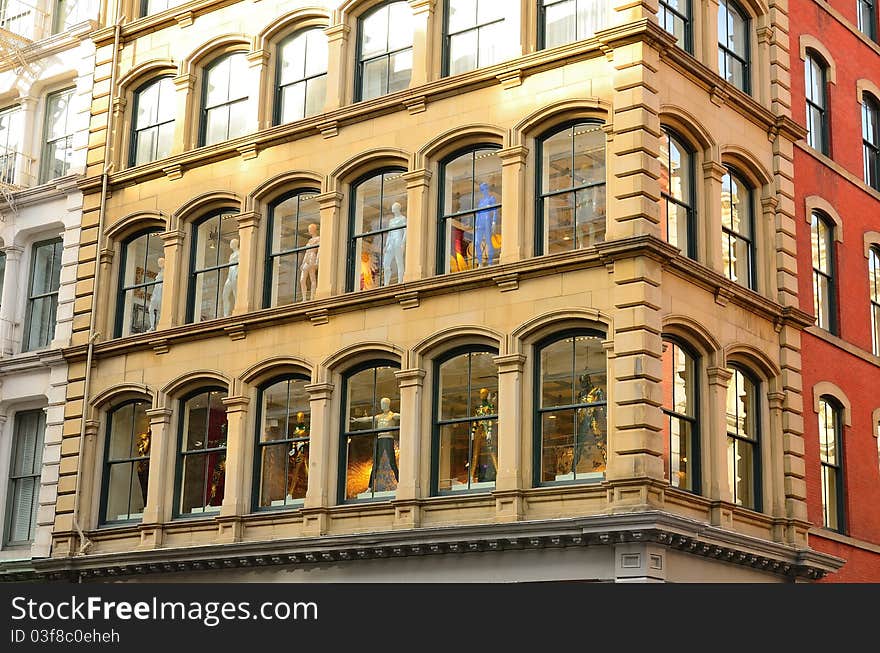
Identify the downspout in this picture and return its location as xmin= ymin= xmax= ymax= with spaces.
xmin=71 ymin=14 xmax=124 ymax=556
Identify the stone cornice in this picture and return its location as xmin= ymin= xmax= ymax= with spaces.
xmin=0 ymin=174 xmax=83 ymax=211
xmin=92 ymin=0 xmax=242 ymax=47
xmin=0 ymin=23 xmax=97 ymax=75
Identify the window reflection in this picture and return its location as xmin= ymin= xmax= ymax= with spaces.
xmin=658 ymin=129 xmax=694 ymax=257
xmin=277 ymin=29 xmax=328 ymax=124
xmin=266 ymin=191 xmax=321 ymax=306
xmin=102 ymin=401 xmax=150 ymax=523
xmin=720 ymin=169 xmax=754 ymax=289
xmin=349 ymin=170 xmax=407 ymax=290
xmin=446 ymin=0 xmax=507 ymax=75
xmin=117 ymin=230 xmax=164 ymax=337
xmin=178 ymin=389 xmax=228 ymax=516
xmin=202 ymin=53 xmax=249 ymax=146
xmin=190 ymin=212 xmax=239 ymax=323
xmin=725 ymin=368 xmax=759 ymax=510
xmin=541 ymin=0 xmax=609 ymax=49
xmin=661 ymin=341 xmax=698 ymax=492
xmin=132 ymin=77 xmax=175 ymax=166
xmin=358 ymin=2 xmax=413 ymax=101
xmin=817 ymin=398 xmax=843 ymax=531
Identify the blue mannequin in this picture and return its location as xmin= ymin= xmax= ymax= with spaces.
xmin=474 ymin=182 xmax=498 ymax=266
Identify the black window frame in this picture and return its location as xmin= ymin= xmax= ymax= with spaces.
xmin=129 ymin=76 xmax=176 ymax=168
xmin=337 ymin=359 xmax=402 ymax=505
xmin=273 ymin=28 xmax=329 ymax=126
xmin=859 ymin=0 xmax=877 ymax=42
xmin=863 ymin=93 xmax=880 ymax=190
xmin=870 ymin=245 xmax=880 ymax=356
xmin=40 ymin=86 xmax=75 ymax=184
xmin=22 ymin=237 xmax=63 ymax=353
xmin=430 ymin=345 xmax=500 ymax=496
xmin=537 ymin=0 xmax=610 ymax=50
xmin=442 ymin=0 xmax=505 ymax=76
xmin=3 ymin=408 xmax=45 ymax=547
xmin=354 ymin=0 xmax=414 ymax=102
xmin=535 ymin=119 xmax=607 ymax=256
xmin=817 ymin=396 xmax=846 ymax=534
xmin=436 ymin=144 xmax=502 ymax=275
xmin=717 ymin=0 xmax=751 ymax=95
xmin=726 ymin=365 xmax=763 ymax=512
xmin=658 ymin=0 xmax=693 ymax=53
xmin=532 ymin=328 xmax=608 ymax=488
xmin=186 ymin=210 xmax=240 ymax=324
xmin=810 ymin=211 xmax=837 ymax=334
xmin=659 ymin=127 xmax=697 ymax=259
xmin=198 ymin=52 xmax=249 ymax=148
xmin=263 ymin=188 xmax=321 ymax=308
xmin=804 ymin=52 xmax=830 ymax=156
xmin=662 ymin=337 xmax=701 ymax=495
xmin=252 ymin=373 xmax=312 ymax=512
xmin=721 ymin=166 xmax=756 ymax=290
xmin=98 ymin=399 xmax=151 ymax=526
xmin=114 ymin=228 xmax=164 ymax=338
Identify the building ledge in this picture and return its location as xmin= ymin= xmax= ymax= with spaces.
xmin=804 ymin=327 xmax=880 ymax=369
xmin=810 ymin=528 xmax=880 ymax=555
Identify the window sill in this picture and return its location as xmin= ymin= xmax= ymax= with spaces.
xmin=795 ymin=141 xmax=880 ymax=205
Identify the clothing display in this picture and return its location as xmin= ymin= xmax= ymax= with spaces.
xmin=148 ymin=258 xmax=163 ymax=331
xmin=135 ymin=428 xmax=150 ymax=501
xmin=299 ymin=223 xmax=319 ymax=301
xmin=473 ymin=183 xmax=498 ymax=266
xmin=221 ymin=238 xmax=239 ymax=316
xmin=470 ymin=388 xmax=497 ymax=483
xmin=382 ymin=202 xmax=406 ymax=285
xmin=574 ymin=373 xmax=607 ymax=474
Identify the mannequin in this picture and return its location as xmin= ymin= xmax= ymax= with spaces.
xmin=135 ymin=427 xmax=151 ymax=502
xmin=473 ymin=182 xmax=498 ymax=267
xmin=221 ymin=238 xmax=239 ymax=317
xmin=286 ymin=411 xmax=309 ymax=499
xmin=382 ymin=202 xmax=406 ymax=285
xmin=299 ymin=223 xmax=320 ymax=301
xmin=148 ymin=257 xmax=164 ymax=331
xmin=352 ymin=397 xmax=400 ymax=492
xmin=574 ymin=373 xmax=607 ymax=474
xmin=469 ymin=387 xmax=498 ymax=484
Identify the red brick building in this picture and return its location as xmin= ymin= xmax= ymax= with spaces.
xmin=790 ymin=0 xmax=880 ymax=581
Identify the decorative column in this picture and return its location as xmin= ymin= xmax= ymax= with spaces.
xmin=779 ymin=324 xmax=809 ymax=545
xmin=314 ymin=192 xmax=343 ymax=299
xmin=497 ymin=146 xmax=528 ymax=265
xmin=408 ymin=0 xmax=435 ymax=88
xmin=96 ymin=247 xmax=115 ymax=336
xmin=303 ymin=382 xmax=334 ymax=536
xmin=702 ymin=157 xmax=726 ymax=275
xmin=493 ymin=354 xmax=525 ymax=522
xmin=703 ymin=0 xmax=721 ymax=75
xmin=0 ymin=245 xmax=23 ymax=355
xmin=232 ymin=211 xmax=261 ymax=315
xmin=706 ymin=366 xmax=733 ymax=527
xmin=139 ymin=406 xmax=173 ymax=547
xmin=323 ymin=24 xmax=350 ymax=112
xmin=403 ymin=169 xmax=431 ymax=283
xmin=171 ymin=74 xmax=194 ymax=152
xmin=246 ymin=49 xmax=271 ymax=131
xmin=766 ymin=391 xmax=788 ymax=527
xmin=393 ymin=369 xmax=425 ymax=529
xmin=16 ymin=97 xmax=37 ymax=185
xmin=218 ymin=395 xmax=250 ymax=543
xmin=156 ymin=230 xmax=183 ymax=331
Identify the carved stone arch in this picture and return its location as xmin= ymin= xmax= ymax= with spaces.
xmin=857 ymin=78 xmax=880 ymax=105
xmin=811 ymin=381 xmax=853 ymax=427
xmin=169 ymin=191 xmax=243 ymax=232
xmin=720 ymin=146 xmax=774 ymax=189
xmin=415 ymin=124 xmax=508 ymax=169
xmin=661 ymin=315 xmax=722 ymax=360
xmin=799 ymin=36 xmax=837 ymax=85
xmin=256 ymin=7 xmax=331 ymax=51
xmin=512 ymin=98 xmax=611 ymax=145
xmin=246 ymin=170 xmax=325 ymax=212
xmin=240 ymin=356 xmax=317 ymax=387
xmin=510 ymin=308 xmax=611 ymax=354
xmin=117 ymin=59 xmax=178 ymax=93
xmin=659 ymin=105 xmax=715 ymax=151
xmin=729 ymin=0 xmax=770 ymax=20
xmin=336 ymin=0 xmax=397 ymax=22
xmin=724 ymin=344 xmax=781 ymax=389
xmin=327 ymin=147 xmax=412 ymax=192
xmin=160 ymin=370 xmax=231 ymax=405
xmin=181 ymin=34 xmax=252 ymax=77
xmin=864 ymin=231 xmax=880 ymax=258
xmin=319 ymin=341 xmax=405 ymax=382
xmin=105 ymin=211 xmax=168 ymax=243
xmin=804 ymin=196 xmax=844 ymax=243
xmin=411 ymin=325 xmax=506 ymax=368
xmin=90 ymin=383 xmax=154 ymax=412
xmin=27 ymin=71 xmax=77 ymax=100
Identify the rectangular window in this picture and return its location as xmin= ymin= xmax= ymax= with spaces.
xmin=658 ymin=0 xmax=691 ymax=51
xmin=1 ymin=0 xmax=35 ymax=36
xmin=23 ymin=238 xmax=63 ymax=352
xmin=4 ymin=409 xmax=45 ymax=546
xmin=859 ymin=0 xmax=877 ymax=41
xmin=540 ymin=0 xmax=608 ymax=49
xmin=445 ymin=0 xmax=507 ymax=75
xmin=0 ymin=105 xmax=23 ymax=186
xmin=52 ymin=0 xmax=97 ymax=34
xmin=40 ymin=88 xmax=75 ymax=183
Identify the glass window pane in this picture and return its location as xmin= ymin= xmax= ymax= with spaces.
xmin=388 ymin=49 xmax=413 ymax=94
xmin=544 ymin=0 xmax=575 ymax=49
xmin=360 ymin=4 xmax=390 ymax=59
xmin=387 ymin=1 xmax=414 ymax=50
xmin=448 ymin=0 xmax=478 ymax=33
xmin=541 ymin=409 xmax=574 ymax=483
xmin=448 ymin=30 xmax=477 ymax=75
xmin=305 ymin=75 xmax=327 ymax=118
xmin=360 ymin=56 xmax=389 ymax=101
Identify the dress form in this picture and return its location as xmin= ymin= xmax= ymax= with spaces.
xmin=351 ymin=397 xmax=401 ymax=493
xmin=286 ymin=411 xmax=309 ymax=499
xmin=382 ymin=202 xmax=406 ymax=285
xmin=470 ymin=387 xmax=498 ymax=484
xmin=148 ymin=257 xmax=164 ymax=331
xmin=299 ymin=223 xmax=320 ymax=301
xmin=222 ymin=238 xmax=239 ymax=316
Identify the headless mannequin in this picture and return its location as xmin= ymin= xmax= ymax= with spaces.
xmin=299 ymin=223 xmax=320 ymax=301
xmin=287 ymin=411 xmax=309 ymax=499
xmin=474 ymin=183 xmax=498 ymax=266
xmin=222 ymin=238 xmax=239 ymax=317
xmin=470 ymin=387 xmax=498 ymax=484
xmin=352 ymin=396 xmax=400 ymax=492
xmin=574 ymin=373 xmax=607 ymax=474
xmin=382 ymin=202 xmax=406 ymax=285
xmin=148 ymin=257 xmax=164 ymax=331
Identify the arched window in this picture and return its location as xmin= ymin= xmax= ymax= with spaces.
xmin=357 ymin=1 xmax=413 ymax=101
xmin=339 ymin=361 xmax=401 ymax=503
xmin=725 ymin=367 xmax=761 ymax=511
xmin=718 ymin=0 xmax=750 ymax=94
xmin=254 ymin=376 xmax=311 ymax=510
xmin=536 ymin=121 xmax=606 ymax=255
xmin=659 ymin=0 xmax=691 ymax=52
xmin=539 ymin=0 xmax=609 ymax=49
xmin=659 ymin=128 xmax=695 ymax=258
xmin=444 ymin=0 xmax=506 ymax=75
xmin=347 ymin=168 xmax=407 ymax=291
xmin=433 ymin=347 xmax=499 ymax=494
xmin=116 ymin=229 xmax=164 ymax=337
xmin=4 ymin=409 xmax=45 ymax=546
xmin=859 ymin=0 xmax=877 ymax=41
xmin=662 ymin=339 xmax=700 ymax=493
xmin=817 ymin=397 xmax=845 ymax=532
xmin=805 ymin=53 xmax=829 ymax=155
xmin=130 ymin=77 xmax=175 ymax=166
xmin=200 ymin=53 xmax=249 ymax=146
xmin=862 ymin=93 xmax=880 ymax=190
xmin=175 ymin=388 xmax=228 ymax=517
xmin=869 ymin=246 xmax=880 ymax=355
xmin=187 ymin=211 xmax=240 ymax=323
xmin=535 ymin=331 xmax=608 ymax=486
xmin=100 ymin=400 xmax=151 ymax=524
xmin=265 ymin=190 xmax=321 ymax=306
xmin=810 ymin=212 xmax=836 ymax=333
xmin=439 ymin=146 xmax=502 ymax=273
xmin=721 ymin=167 xmax=755 ymax=290
xmin=275 ymin=29 xmax=328 ymax=125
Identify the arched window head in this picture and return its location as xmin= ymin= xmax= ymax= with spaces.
xmin=433 ymin=348 xmax=499 ymax=494
xmin=810 ymin=212 xmax=836 ymax=333
xmin=101 ymin=400 xmax=151 ymax=524
xmin=116 ymin=229 xmax=164 ymax=337
xmin=720 ymin=167 xmax=755 ymax=290
xmin=535 ymin=331 xmax=608 ymax=486
xmin=539 ymin=0 xmax=609 ymax=50
xmin=863 ymin=94 xmax=880 ymax=190
xmin=255 ymin=376 xmax=311 ymax=510
xmin=439 ymin=146 xmax=502 ymax=274
xmin=805 ymin=53 xmax=829 ymax=155
xmin=276 ymin=29 xmax=328 ymax=125
xmin=175 ymin=388 xmax=228 ymax=517
xmin=659 ymin=0 xmax=692 ymax=52
xmin=188 ymin=211 xmax=240 ymax=323
xmin=444 ymin=0 xmax=507 ymax=75
xmin=347 ymin=168 xmax=408 ymax=291
xmin=265 ymin=190 xmax=321 ymax=307
xmin=725 ymin=367 xmax=762 ymax=511
xmin=339 ymin=362 xmax=401 ymax=503
xmin=869 ymin=246 xmax=880 ymax=355
xmin=659 ymin=129 xmax=695 ymax=258
xmin=357 ymin=2 xmax=414 ymax=101
xmin=537 ymin=121 xmax=607 ymax=255
xmin=200 ymin=53 xmax=250 ymax=146
xmin=718 ymin=0 xmax=750 ymax=94
xmin=817 ymin=397 xmax=845 ymax=532
xmin=662 ymin=339 xmax=700 ymax=493
xmin=131 ymin=77 xmax=175 ymax=166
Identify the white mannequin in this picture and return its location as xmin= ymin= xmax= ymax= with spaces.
xmin=148 ymin=257 xmax=164 ymax=331
xmin=382 ymin=202 xmax=406 ymax=286
xmin=222 ymin=238 xmax=239 ymax=317
xmin=299 ymin=223 xmax=319 ymax=301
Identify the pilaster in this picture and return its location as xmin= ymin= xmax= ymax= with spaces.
xmin=314 ymin=192 xmax=343 ymax=299
xmin=232 ymin=211 xmax=262 ymax=315
xmin=219 ymin=396 xmax=250 ymax=521
xmin=0 ymin=245 xmax=23 ymax=355
xmin=323 ymin=24 xmax=350 ymax=112
xmin=498 ymin=146 xmax=528 ymax=264
xmin=402 ymin=169 xmax=431 ymax=283
xmin=140 ymin=407 xmax=173 ymax=529
xmin=408 ymin=0 xmax=435 ymax=88
xmin=303 ymin=382 xmax=335 ymax=517
xmin=156 ymin=230 xmax=183 ymax=330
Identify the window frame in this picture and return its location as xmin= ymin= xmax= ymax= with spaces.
xmin=3 ymin=408 xmax=45 ymax=547
xmin=817 ymin=396 xmax=846 ymax=533
xmin=662 ymin=337 xmax=701 ymax=495
xmin=98 ymin=399 xmax=151 ymax=526
xmin=537 ymin=0 xmax=610 ymax=50
xmin=263 ymin=188 xmax=322 ymax=308
xmin=863 ymin=93 xmax=880 ymax=190
xmin=720 ymin=166 xmax=756 ymax=290
xmin=804 ymin=53 xmax=829 ymax=155
xmin=442 ymin=0 xmax=506 ymax=76
xmin=198 ymin=52 xmax=249 ymax=148
xmin=658 ymin=0 xmax=693 ymax=53
xmin=726 ymin=365 xmax=763 ymax=512
xmin=859 ymin=0 xmax=877 ymax=42
xmin=534 ymin=119 xmax=607 ymax=257
xmin=436 ymin=144 xmax=502 ymax=275
xmin=0 ymin=104 xmax=22 ymax=185
xmin=659 ymin=127 xmax=697 ymax=259
xmin=252 ymin=373 xmax=312 ymax=513
xmin=114 ymin=228 xmax=164 ymax=338
xmin=532 ymin=328 xmax=608 ymax=488
xmin=129 ymin=76 xmax=176 ymax=168
xmin=336 ymin=358 xmax=402 ymax=505
xmin=430 ymin=344 xmax=500 ymax=496
xmin=40 ymin=86 xmax=75 ymax=184
xmin=717 ymin=0 xmax=751 ymax=95
xmin=869 ymin=246 xmax=880 ymax=355
xmin=273 ymin=28 xmax=329 ymax=126
xmin=354 ymin=0 xmax=414 ymax=102
xmin=22 ymin=237 xmax=63 ymax=353
xmin=186 ymin=210 xmax=240 ymax=324
xmin=810 ymin=211 xmax=837 ymax=334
